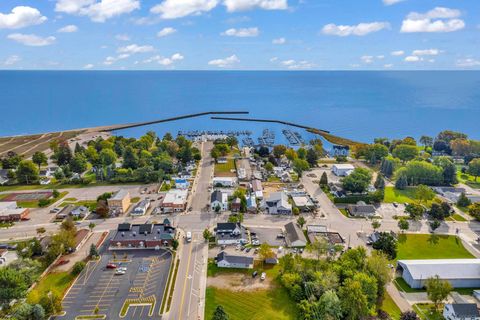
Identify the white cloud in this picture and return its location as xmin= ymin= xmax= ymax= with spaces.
xmin=143 ymin=53 xmax=184 ymax=65
xmin=151 ymin=0 xmax=218 ymax=19
xmin=117 ymin=44 xmax=154 ymax=54
xmin=383 ymin=0 xmax=405 ymax=5
xmin=55 ymin=0 xmax=140 ymax=22
xmin=456 ymin=58 xmax=480 ymax=68
xmin=391 ymin=50 xmax=405 ymax=56
xmin=7 ymin=33 xmax=55 ymax=46
xmin=401 ymin=7 xmax=465 ymax=33
xmin=208 ymin=54 xmax=240 ymax=68
xmin=384 ymin=64 xmax=394 ymax=68
xmin=223 ymin=0 xmax=288 ymax=12
xmin=115 ymin=34 xmax=130 ymax=41
xmin=361 ymin=55 xmax=374 ymax=64
xmin=322 ymin=22 xmax=389 ymax=36
xmin=280 ymin=59 xmax=314 ymax=70
xmin=104 ymin=53 xmax=130 ymax=65
xmin=0 ymin=6 xmax=47 ymax=29
xmin=3 ymin=55 xmax=21 ymax=66
xmin=272 ymin=37 xmax=286 ymax=44
xmin=270 ymin=57 xmax=278 ymax=62
xmin=157 ymin=27 xmax=177 ymax=37
xmin=412 ymin=49 xmax=439 ymax=56
xmin=58 ymin=25 xmax=78 ymax=33
xmin=83 ymin=63 xmax=94 ymax=69
xmin=222 ymin=27 xmax=259 ymax=37
xmin=377 ymin=55 xmax=385 ymax=59
xmin=404 ymin=55 xmax=420 ymax=62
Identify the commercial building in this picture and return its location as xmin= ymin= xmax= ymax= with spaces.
xmin=215 ymin=222 xmax=248 ymax=245
xmin=0 ymin=202 xmax=29 ymax=222
xmin=107 ymin=189 xmax=131 ymax=215
xmin=132 ymin=200 xmax=150 ymax=216
xmin=284 ymin=222 xmax=307 ymax=247
xmin=216 ymin=251 xmax=254 ymax=269
xmin=265 ymin=192 xmax=292 ymax=214
xmin=110 ymin=220 xmax=176 ymax=249
xmin=397 ymin=259 xmax=480 ymax=289
xmin=291 ymin=195 xmax=315 ymax=212
xmin=161 ymin=189 xmax=188 ymax=213
xmin=346 ymin=201 xmax=376 ymax=218
xmin=332 ymin=164 xmax=355 ymax=177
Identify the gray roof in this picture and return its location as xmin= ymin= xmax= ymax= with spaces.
xmin=398 ymin=259 xmax=480 ymax=280
xmin=347 ymin=203 xmax=376 ymax=215
xmin=111 ymin=189 xmax=129 ymax=200
xmin=284 ymin=222 xmax=307 ymax=246
xmin=111 ymin=223 xmax=175 ymax=242
xmin=211 ymin=190 xmax=223 ymax=203
xmin=216 ymin=251 xmax=253 ymax=265
xmin=448 ymin=304 xmax=480 ymax=317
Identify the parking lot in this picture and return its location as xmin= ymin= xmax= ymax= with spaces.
xmin=59 ymin=249 xmax=172 ymax=320
xmin=248 ymin=227 xmax=285 ymax=247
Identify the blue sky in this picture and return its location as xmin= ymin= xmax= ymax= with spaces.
xmin=0 ymin=0 xmax=479 ymax=70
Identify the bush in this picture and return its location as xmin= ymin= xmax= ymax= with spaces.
xmin=38 ymin=199 xmax=52 ymax=207
xmin=71 ymin=261 xmax=85 ymax=276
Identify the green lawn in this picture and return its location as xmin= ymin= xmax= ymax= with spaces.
xmin=59 ymin=200 xmax=97 ymax=210
xmin=381 ymin=292 xmax=401 ymax=320
xmin=394 ymin=277 xmax=424 ymax=293
xmin=384 ymin=187 xmax=417 ymax=204
xmin=445 ymin=213 xmax=468 ymax=222
xmin=205 ymin=284 xmax=298 ymax=320
xmin=397 ymin=234 xmax=474 ymax=260
xmin=17 ymin=191 xmax=68 ymax=208
xmin=27 ymin=272 xmax=76 ymax=304
xmin=214 ymin=159 xmax=236 ymax=176
xmin=457 ymin=171 xmax=480 ymax=189
xmin=413 ymin=303 xmax=444 ymax=320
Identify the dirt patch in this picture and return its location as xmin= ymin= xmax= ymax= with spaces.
xmin=207 ymin=273 xmax=273 ymax=292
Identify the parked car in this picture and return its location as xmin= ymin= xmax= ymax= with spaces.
xmin=245 ymin=247 xmax=252 ymax=253
xmin=56 ymin=259 xmax=69 ymax=266
xmin=260 ymin=272 xmax=266 ymax=281
xmin=50 ymin=208 xmax=60 ymax=213
xmin=106 ymin=263 xmax=117 ymax=269
xmin=276 ymin=233 xmax=285 ymax=239
xmin=393 ymin=202 xmax=398 ymax=208
xmin=115 ymin=269 xmax=126 ymax=275
xmin=252 ymin=271 xmax=258 ymax=278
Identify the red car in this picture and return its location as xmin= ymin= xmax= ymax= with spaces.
xmin=106 ymin=263 xmax=117 ymax=269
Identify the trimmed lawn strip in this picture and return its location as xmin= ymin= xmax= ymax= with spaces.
xmin=214 ymin=159 xmax=236 ymax=177
xmin=381 ymin=292 xmax=401 ymax=320
xmin=445 ymin=213 xmax=467 ymax=222
xmin=413 ymin=303 xmax=443 ymax=320
xmin=17 ymin=191 xmax=68 ymax=208
xmin=165 ymin=258 xmax=180 ymax=312
xmin=160 ymin=252 xmax=176 ymax=314
xmin=59 ymin=200 xmax=97 ymax=210
xmin=397 ymin=234 xmax=474 ymax=260
xmin=27 ymin=272 xmax=76 ymax=304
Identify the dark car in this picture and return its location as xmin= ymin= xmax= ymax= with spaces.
xmin=245 ymin=247 xmax=252 ymax=253
xmin=252 ymin=271 xmax=258 ymax=278
xmin=106 ymin=263 xmax=117 ymax=269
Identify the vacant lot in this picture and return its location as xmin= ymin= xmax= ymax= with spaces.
xmin=397 ymin=234 xmax=474 ymax=260
xmin=27 ymin=272 xmax=76 ymax=304
xmin=214 ymin=159 xmax=236 ymax=177
xmin=384 ymin=187 xmax=418 ymax=204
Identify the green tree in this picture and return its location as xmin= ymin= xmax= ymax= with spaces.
xmin=398 ymin=218 xmax=409 ymax=232
xmin=395 ymin=175 xmax=408 ymax=190
xmin=400 ymin=311 xmax=420 ymax=320
xmin=55 ymin=143 xmax=72 ymax=166
xmin=405 ymin=203 xmax=424 ymax=220
xmin=342 ymin=168 xmax=372 ymax=193
xmin=31 ymin=304 xmax=46 ymax=320
xmin=297 ymin=216 xmax=306 ymax=228
xmin=396 ymin=160 xmax=443 ymax=186
xmin=372 ymin=220 xmax=381 ymax=231
xmin=297 ymin=148 xmax=307 ymax=160
xmin=32 ymin=151 xmax=48 ymax=169
xmin=172 ymin=239 xmax=179 ymax=250
xmin=419 ymin=136 xmax=433 ymax=149
xmin=203 ymin=228 xmax=212 ymax=242
xmin=415 ymin=185 xmax=435 ymax=205
xmin=468 ymin=203 xmax=480 ymax=220
xmin=273 ymin=145 xmax=287 ymax=158
xmin=339 ymin=279 xmax=369 ymax=320
xmin=264 ymin=162 xmax=274 ymax=172
xmin=457 ymin=192 xmax=472 ymax=208
xmin=293 ymin=158 xmax=310 ymax=176
xmin=122 ymin=146 xmax=139 ymax=169
xmin=365 ymin=144 xmax=389 ymax=164
xmin=306 ymin=238 xmax=328 ymax=261
xmin=292 ymin=207 xmax=300 ymax=215
xmin=353 ymin=272 xmax=378 ymax=308
xmin=468 ymin=158 xmax=480 ymax=181
xmin=372 ymin=232 xmax=397 ymax=260
xmin=374 ymin=174 xmax=385 ymax=190
xmin=70 ymin=153 xmax=88 ymax=174
xmin=426 ymin=275 xmax=452 ymax=310
xmin=89 ymin=244 xmax=99 ymax=258
xmin=318 ymin=290 xmax=343 ymax=320
xmin=319 ymin=172 xmax=328 ymax=186
xmin=306 ymin=148 xmax=318 ymax=167
xmin=17 ymin=160 xmax=39 ymax=184
xmin=258 ymin=243 xmax=275 ymax=261
xmin=212 ymin=305 xmax=229 ymax=320
xmin=393 ymin=144 xmax=419 ymax=162
xmin=0 ymin=267 xmax=28 ymax=303
xmin=285 ymin=148 xmax=297 ymax=162
xmin=430 ymin=219 xmax=441 ymax=232
xmin=100 ymin=148 xmax=117 ymax=166
xmin=366 ymin=251 xmax=392 ymax=300
xmin=71 ymin=261 xmax=85 ymax=275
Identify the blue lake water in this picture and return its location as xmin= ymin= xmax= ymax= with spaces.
xmin=0 ymin=71 xmax=479 ymax=143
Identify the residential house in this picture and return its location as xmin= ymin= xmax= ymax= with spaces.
xmin=174 ymin=179 xmax=190 ymax=190
xmin=161 ymin=189 xmax=188 ymax=213
xmin=110 ymin=220 xmax=176 ymax=249
xmin=70 ymin=206 xmax=89 ymax=219
xmin=231 ymin=197 xmax=241 ymax=212
xmin=291 ymin=195 xmax=315 ymax=212
xmin=211 ymin=190 xmax=228 ymax=212
xmin=132 ymin=200 xmax=150 ymax=216
xmin=251 ymin=179 xmax=263 ymax=199
xmin=215 ymin=222 xmax=248 ymax=245
xmin=443 ymin=304 xmax=480 ymax=320
xmin=216 ymin=251 xmax=254 ymax=269
xmin=284 ymin=222 xmax=307 ymax=247
xmin=107 ymin=189 xmax=131 ymax=215
xmin=332 ymin=164 xmax=355 ymax=177
xmin=212 ymin=177 xmax=237 ymax=187
xmin=246 ymin=194 xmax=257 ymax=213
xmin=346 ymin=201 xmax=376 ymax=218
xmin=265 ymin=192 xmax=292 ymax=214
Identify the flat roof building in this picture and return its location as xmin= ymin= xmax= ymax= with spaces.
xmin=332 ymin=164 xmax=355 ymax=177
xmin=162 ymin=189 xmax=188 ymax=213
xmin=110 ymin=220 xmax=176 ymax=249
xmin=108 ymin=189 xmax=131 ymax=214
xmin=0 ymin=202 xmax=29 ymax=222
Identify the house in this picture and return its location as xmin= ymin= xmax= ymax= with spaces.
xmin=56 ymin=204 xmax=76 ymax=220
xmin=174 ymin=179 xmax=190 ymax=190
xmin=161 ymin=189 xmax=188 ymax=213
xmin=212 ymin=177 xmax=237 ymax=187
xmin=246 ymin=194 xmax=257 ymax=213
xmin=211 ymin=190 xmax=228 ymax=212
xmin=331 ymin=145 xmax=350 ymax=157
xmin=71 ymin=206 xmax=89 ymax=218
xmin=397 ymin=259 xmax=480 ymax=289
xmin=347 ymin=201 xmax=376 ymax=218
xmin=107 ymin=189 xmax=131 ymax=215
xmin=332 ymin=164 xmax=355 ymax=177
xmin=132 ymin=200 xmax=150 ymax=216
xmin=281 ymin=171 xmax=292 ymax=183
xmin=231 ymin=197 xmax=241 ymax=212
xmin=237 ymin=168 xmax=247 ymax=180
xmin=216 ymin=251 xmax=254 ymax=269
xmin=0 ymin=169 xmax=10 ymax=185
xmin=110 ymin=220 xmax=176 ymax=249
xmin=291 ymin=195 xmax=315 ymax=212
xmin=265 ymin=192 xmax=292 ymax=214
xmin=215 ymin=222 xmax=248 ymax=245
xmin=443 ymin=304 xmax=480 ymax=320
xmin=284 ymin=222 xmax=307 ymax=247
xmin=74 ymin=229 xmax=90 ymax=251
xmin=0 ymin=202 xmax=29 ymax=222
xmin=251 ymin=179 xmax=263 ymax=199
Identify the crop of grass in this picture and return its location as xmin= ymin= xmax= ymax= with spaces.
xmin=214 ymin=159 xmax=236 ymax=176
xmin=397 ymin=234 xmax=474 ymax=260
xmin=17 ymin=191 xmax=68 ymax=208
xmin=384 ymin=187 xmax=418 ymax=204
xmin=445 ymin=213 xmax=467 ymax=222
xmin=27 ymin=272 xmax=76 ymax=304
xmin=413 ymin=303 xmax=444 ymax=320
xmin=381 ymin=292 xmax=401 ymax=320
xmin=205 ymin=284 xmax=298 ymax=320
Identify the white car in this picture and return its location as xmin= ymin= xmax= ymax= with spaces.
xmin=260 ymin=272 xmax=266 ymax=281
xmin=115 ymin=269 xmax=126 ymax=275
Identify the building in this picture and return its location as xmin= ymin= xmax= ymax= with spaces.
xmin=331 ymin=145 xmax=350 ymax=157
xmin=443 ymin=304 xmax=480 ymax=320
xmin=432 ymin=187 xmax=467 ymax=203
xmin=332 ymin=164 xmax=355 ymax=177
xmin=174 ymin=178 xmax=190 ymax=190
xmin=110 ymin=220 xmax=176 ymax=249
xmin=216 ymin=251 xmax=254 ymax=269
xmin=212 ymin=177 xmax=237 ymax=187
xmin=161 ymin=189 xmax=188 ymax=213
xmin=215 ymin=222 xmax=248 ymax=245
xmin=108 ymin=189 xmax=131 ymax=215
xmin=74 ymin=229 xmax=90 ymax=251
xmin=132 ymin=200 xmax=150 ymax=216
xmin=0 ymin=169 xmax=9 ymax=185
xmin=231 ymin=197 xmax=241 ymax=212
xmin=71 ymin=206 xmax=89 ymax=218
xmin=265 ymin=192 xmax=292 ymax=214
xmin=211 ymin=190 xmax=228 ymax=212
xmin=284 ymin=222 xmax=307 ymax=247
xmin=237 ymin=168 xmax=247 ymax=180
xmin=306 ymin=225 xmax=344 ymax=246
xmin=291 ymin=195 xmax=315 ymax=212
xmin=0 ymin=202 xmax=29 ymax=222
xmin=246 ymin=194 xmax=257 ymax=213
xmin=251 ymin=179 xmax=263 ymax=199
xmin=347 ymin=201 xmax=376 ymax=218
xmin=397 ymin=259 xmax=480 ymax=289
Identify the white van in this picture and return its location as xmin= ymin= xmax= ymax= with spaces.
xmin=186 ymin=231 xmax=192 ymax=242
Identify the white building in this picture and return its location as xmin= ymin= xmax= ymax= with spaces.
xmin=443 ymin=304 xmax=480 ymax=320
xmin=265 ymin=192 xmax=292 ymax=214
xmin=131 ymin=200 xmax=150 ymax=216
xmin=251 ymin=179 xmax=263 ymax=199
xmin=215 ymin=222 xmax=248 ymax=245
xmin=162 ymin=189 xmax=188 ymax=213
xmin=211 ymin=190 xmax=228 ymax=212
xmin=332 ymin=164 xmax=355 ymax=177
xmin=212 ymin=177 xmax=237 ymax=187
xmin=397 ymin=259 xmax=480 ymax=289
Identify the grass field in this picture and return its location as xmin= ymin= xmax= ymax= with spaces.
xmin=17 ymin=191 xmax=68 ymax=208
xmin=384 ymin=187 xmax=418 ymax=204
xmin=397 ymin=234 xmax=474 ymax=260
xmin=457 ymin=171 xmax=480 ymax=189
xmin=214 ymin=159 xmax=236 ymax=177
xmin=27 ymin=272 xmax=76 ymax=304
xmin=59 ymin=200 xmax=97 ymax=210
xmin=445 ymin=213 xmax=468 ymax=222
xmin=381 ymin=292 xmax=401 ymax=320
xmin=205 ymin=285 xmax=298 ymax=320
xmin=413 ymin=303 xmax=444 ymax=320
